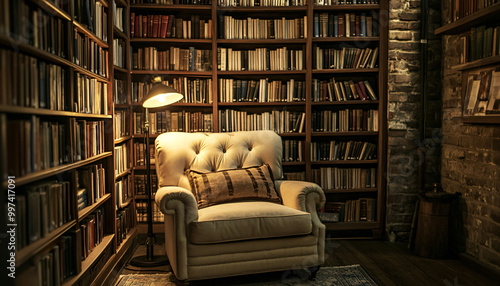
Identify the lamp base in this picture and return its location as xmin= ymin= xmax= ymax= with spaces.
xmin=129 ymin=255 xmax=169 ymax=267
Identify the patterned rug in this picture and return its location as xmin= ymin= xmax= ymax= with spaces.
xmin=116 ymin=265 xmax=378 ymax=286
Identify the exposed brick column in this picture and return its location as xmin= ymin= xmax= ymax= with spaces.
xmin=385 ymin=0 xmax=442 ymax=241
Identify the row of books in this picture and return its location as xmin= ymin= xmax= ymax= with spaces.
xmin=218 ymin=109 xmax=306 ymax=133
xmin=313 ymin=46 xmax=379 ymax=69
xmin=320 ymin=198 xmax=376 ymax=223
xmin=310 ymin=140 xmax=376 ymax=161
xmin=283 ymin=140 xmax=303 ymax=162
xmin=314 ymin=0 xmax=379 ymax=5
xmin=132 ymin=77 xmax=213 ymax=104
xmin=7 ymin=118 xmax=69 ymax=176
xmin=74 ymin=72 xmax=109 ymax=114
xmin=219 ymin=16 xmax=307 ymax=39
xmin=312 ymin=78 xmax=377 ymax=102
xmin=61 ymin=234 xmax=78 ymax=280
xmin=219 ymin=78 xmax=306 ymax=103
xmin=312 ymin=109 xmax=379 ymax=132
xmin=34 ymin=244 xmax=62 ymax=286
xmin=71 ymin=119 xmax=106 ymax=160
xmin=134 ymin=174 xmax=159 ymax=196
xmin=132 ymin=0 xmax=212 ymax=4
xmin=463 ymin=68 xmax=500 ymax=116
xmin=74 ymin=0 xmax=108 ymax=42
xmin=0 ymin=49 xmax=67 ymax=110
xmin=446 ymin=0 xmax=498 ymax=23
xmin=217 ymin=47 xmax=304 ymax=71
xmin=77 ymin=164 xmax=107 ymax=206
xmin=283 ymin=172 xmax=306 ymax=181
xmin=1 ymin=2 xmax=68 ymax=58
xmin=73 ymin=31 xmax=109 ymax=77
xmin=219 ymin=0 xmax=304 ymax=6
xmin=113 ymin=39 xmax=125 ymax=68
xmin=15 ymin=180 xmax=72 ymax=250
xmin=114 ymin=78 xmax=128 ymax=104
xmin=80 ymin=208 xmax=105 ymax=260
xmin=114 ymin=109 xmax=129 ymax=140
xmin=131 ymin=14 xmax=212 ymax=39
xmin=116 ymin=176 xmax=133 ymax=209
xmin=312 ymin=167 xmax=377 ymax=190
xmin=314 ymin=12 xmax=378 ymax=38
xmin=136 ymin=201 xmax=164 ymax=223
xmin=117 ymin=206 xmax=135 ymax=246
xmin=459 ymin=25 xmax=500 ymax=64
xmin=113 ymin=1 xmax=125 ymax=32
xmin=77 ymin=188 xmax=88 ymax=211
xmin=134 ymin=142 xmax=153 ymax=167
xmin=133 ymin=111 xmax=214 ymax=134
xmin=132 ymin=46 xmax=212 ymax=71
xmin=115 ymin=144 xmax=130 ymax=176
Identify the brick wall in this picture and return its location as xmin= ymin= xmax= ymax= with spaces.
xmin=440 ymin=8 xmax=500 ymax=271
xmin=386 ymin=0 xmax=442 ymax=241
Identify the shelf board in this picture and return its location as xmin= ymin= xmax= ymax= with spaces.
xmin=98 ymin=0 xmax=109 ymax=8
xmin=17 ymin=220 xmax=77 ymax=267
xmin=324 ymin=188 xmax=378 ymax=194
xmin=311 ymin=159 xmax=378 ymax=165
xmin=73 ymin=64 xmax=111 ymax=83
xmin=312 ymin=68 xmax=378 ymax=74
xmin=0 ymin=105 xmax=112 ymax=119
xmin=282 ymin=161 xmax=306 ymax=166
xmin=73 ymin=21 xmax=109 ymax=48
xmin=311 ymin=100 xmax=379 ymax=105
xmin=133 ymin=165 xmax=156 ymax=170
xmin=313 ymin=4 xmax=380 ymax=11
xmin=312 ymin=131 xmax=379 ymax=136
xmin=278 ymin=132 xmax=306 ymax=137
xmin=114 ymin=65 xmax=129 ymax=74
xmin=218 ymin=101 xmax=305 ymax=106
xmin=29 ymin=0 xmax=72 ymax=21
xmin=130 ymin=38 xmax=212 ymax=44
xmin=131 ymin=70 xmax=212 ymax=76
xmin=114 ymin=0 xmax=127 ymax=7
xmin=115 ymin=169 xmax=132 ymax=180
xmin=218 ymin=6 xmax=307 ymax=12
xmin=312 ymin=37 xmax=379 ymax=42
xmin=114 ymin=104 xmax=131 ymax=109
xmin=4 ymin=152 xmax=112 ymax=188
xmin=113 ymin=26 xmax=127 ymax=40
xmin=324 ymin=221 xmax=379 ymax=230
xmin=114 ymin=136 xmax=132 ymax=145
xmin=131 ymin=102 xmax=213 ymax=107
xmin=218 ymin=70 xmax=306 ymax=75
xmin=62 ymin=234 xmax=115 ymax=286
xmin=130 ymin=4 xmax=212 ymax=11
xmin=451 ymin=55 xmax=500 ymax=71
xmin=453 ymin=115 xmax=500 ymax=124
xmin=435 ymin=3 xmax=500 ymax=35
xmin=78 ymin=193 xmax=112 ymax=220
xmin=217 ymin=39 xmax=307 ymax=44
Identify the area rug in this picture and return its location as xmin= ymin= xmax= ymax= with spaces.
xmin=116 ymin=265 xmax=378 ymax=286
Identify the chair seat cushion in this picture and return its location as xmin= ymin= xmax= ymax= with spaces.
xmin=189 ymin=201 xmax=312 ymax=244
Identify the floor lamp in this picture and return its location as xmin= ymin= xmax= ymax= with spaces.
xmin=130 ymin=77 xmax=183 ymax=267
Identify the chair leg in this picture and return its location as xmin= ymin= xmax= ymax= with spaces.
xmin=308 ymin=265 xmax=321 ymax=280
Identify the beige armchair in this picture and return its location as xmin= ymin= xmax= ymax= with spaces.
xmin=154 ymin=131 xmax=326 ymax=281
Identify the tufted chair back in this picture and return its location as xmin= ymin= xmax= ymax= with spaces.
xmin=155 ymin=130 xmax=283 ymax=191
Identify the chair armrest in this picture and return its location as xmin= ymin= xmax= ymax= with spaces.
xmin=275 ymin=180 xmax=326 ymax=213
xmin=155 ymin=186 xmax=199 ymax=224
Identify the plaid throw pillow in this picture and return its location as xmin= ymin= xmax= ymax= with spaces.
xmin=186 ymin=164 xmax=282 ymax=209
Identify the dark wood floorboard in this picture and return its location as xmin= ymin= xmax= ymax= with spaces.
xmin=117 ymin=239 xmax=500 ymax=286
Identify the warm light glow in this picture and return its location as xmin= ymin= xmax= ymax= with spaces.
xmin=157 ymin=94 xmax=166 ymax=103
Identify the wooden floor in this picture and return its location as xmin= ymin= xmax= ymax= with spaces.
xmin=117 ymin=239 xmax=500 ymax=285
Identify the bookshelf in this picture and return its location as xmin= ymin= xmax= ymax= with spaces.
xmin=0 ymin=0 xmax=137 ymax=285
xmin=124 ymin=0 xmax=387 ymax=238
xmin=435 ymin=1 xmax=500 ymax=124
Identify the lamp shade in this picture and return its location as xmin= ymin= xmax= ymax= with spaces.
xmin=142 ymin=83 xmax=183 ymax=108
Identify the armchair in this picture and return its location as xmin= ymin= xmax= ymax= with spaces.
xmin=154 ymin=131 xmax=326 ymax=281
